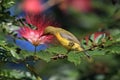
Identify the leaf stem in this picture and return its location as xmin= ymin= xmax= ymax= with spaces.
xmin=34 ymin=46 xmax=37 ymax=55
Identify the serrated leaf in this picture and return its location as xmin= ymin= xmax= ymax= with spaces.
xmin=18 ymin=50 xmax=33 ymax=59
xmin=105 ymin=43 xmax=120 ymax=54
xmin=68 ymin=52 xmax=82 ymax=65
xmin=104 ymin=40 xmax=113 ymax=46
xmin=36 ymin=51 xmax=53 ymax=62
xmin=113 ymin=33 xmax=120 ymax=42
xmin=46 ymin=46 xmax=67 ymax=54
xmin=87 ymin=49 xmax=106 ymax=55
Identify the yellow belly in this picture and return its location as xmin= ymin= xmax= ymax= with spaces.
xmin=55 ymin=33 xmax=83 ymax=51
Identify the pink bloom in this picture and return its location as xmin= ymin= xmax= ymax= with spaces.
xmin=18 ymin=15 xmax=55 ymax=46
xmin=19 ymin=27 xmax=52 ymax=46
xmin=21 ymin=0 xmax=44 ymax=14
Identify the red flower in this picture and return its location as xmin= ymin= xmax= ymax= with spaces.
xmin=21 ymin=0 xmax=44 ymax=14
xmin=18 ymin=15 xmax=55 ymax=46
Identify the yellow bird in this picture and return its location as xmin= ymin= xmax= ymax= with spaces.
xmin=44 ymin=26 xmax=90 ymax=56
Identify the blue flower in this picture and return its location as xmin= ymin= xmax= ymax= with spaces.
xmin=15 ymin=39 xmax=47 ymax=52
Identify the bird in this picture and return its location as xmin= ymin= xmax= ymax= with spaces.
xmin=44 ymin=26 xmax=91 ymax=58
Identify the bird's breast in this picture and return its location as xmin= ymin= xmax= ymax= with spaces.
xmin=55 ymin=33 xmax=83 ymax=51
xmin=55 ymin=32 xmax=70 ymax=47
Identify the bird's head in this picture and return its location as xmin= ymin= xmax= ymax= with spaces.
xmin=44 ymin=26 xmax=57 ymax=34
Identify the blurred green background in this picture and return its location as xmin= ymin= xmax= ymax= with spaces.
xmin=0 ymin=0 xmax=120 ymax=80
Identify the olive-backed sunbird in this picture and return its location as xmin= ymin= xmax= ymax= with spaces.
xmin=44 ymin=26 xmax=86 ymax=54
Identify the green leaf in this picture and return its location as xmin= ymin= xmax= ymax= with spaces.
xmin=105 ymin=43 xmax=120 ymax=54
xmin=0 ymin=68 xmax=35 ymax=80
xmin=10 ymin=49 xmax=21 ymax=59
xmin=2 ymin=0 xmax=15 ymax=8
xmin=114 ymin=33 xmax=120 ymax=42
xmin=36 ymin=51 xmax=53 ymax=62
xmin=68 ymin=52 xmax=82 ymax=65
xmin=46 ymin=46 xmax=67 ymax=54
xmin=18 ymin=50 xmax=34 ymax=59
xmin=87 ymin=49 xmax=106 ymax=56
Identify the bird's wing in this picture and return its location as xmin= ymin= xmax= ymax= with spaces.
xmin=59 ymin=30 xmax=80 ymax=44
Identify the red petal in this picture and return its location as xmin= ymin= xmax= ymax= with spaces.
xmin=85 ymin=36 xmax=89 ymax=45
xmin=94 ymin=32 xmax=104 ymax=41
